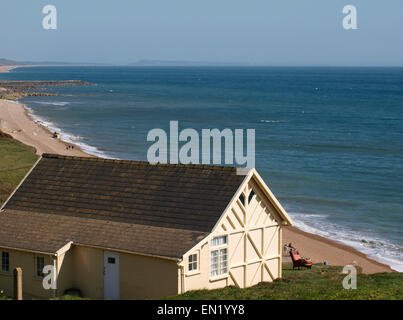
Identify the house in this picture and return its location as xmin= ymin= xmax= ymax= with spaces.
xmin=0 ymin=154 xmax=292 ymax=299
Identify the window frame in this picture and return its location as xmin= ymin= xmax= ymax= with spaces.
xmin=1 ymin=251 xmax=10 ymax=273
xmin=210 ymin=235 xmax=228 ymax=279
xmin=210 ymin=235 xmax=227 ymax=247
xmin=35 ymin=256 xmax=45 ymax=278
xmin=188 ymin=252 xmax=199 ymax=273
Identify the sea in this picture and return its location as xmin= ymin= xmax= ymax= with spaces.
xmin=1 ymin=66 xmax=402 ymax=271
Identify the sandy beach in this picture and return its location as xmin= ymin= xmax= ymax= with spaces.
xmin=0 ymin=65 xmax=38 ymax=73
xmin=1 ymin=65 xmax=91 ymax=156
xmin=283 ymin=226 xmax=393 ymax=274
xmin=0 ymin=66 xmax=16 ymax=73
xmin=0 ymin=99 xmax=90 ymax=156
xmin=0 ymin=65 xmax=395 ymax=275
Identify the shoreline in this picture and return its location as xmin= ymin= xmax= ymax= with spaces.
xmin=0 ymin=99 xmax=92 ymax=157
xmin=0 ymin=65 xmax=38 ymax=73
xmin=283 ymin=226 xmax=394 ymax=274
xmin=0 ymin=67 xmax=396 ymax=274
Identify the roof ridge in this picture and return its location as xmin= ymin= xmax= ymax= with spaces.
xmin=42 ymin=153 xmax=240 ymax=171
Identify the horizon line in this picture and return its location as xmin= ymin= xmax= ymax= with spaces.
xmin=6 ymin=64 xmax=403 ymax=68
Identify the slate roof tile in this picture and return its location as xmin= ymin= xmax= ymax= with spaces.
xmin=1 ymin=154 xmax=248 ymax=257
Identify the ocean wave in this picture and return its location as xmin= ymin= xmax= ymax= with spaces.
xmin=25 ymin=106 xmax=114 ymax=159
xmin=289 ymin=212 xmax=403 ymax=272
xmin=36 ymin=101 xmax=70 ymax=106
xmin=260 ymin=120 xmax=282 ymax=123
xmin=69 ymin=135 xmax=85 ymax=142
xmin=5 ymin=99 xmax=21 ymax=104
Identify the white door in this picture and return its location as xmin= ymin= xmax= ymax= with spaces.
xmin=104 ymin=252 xmax=119 ymax=300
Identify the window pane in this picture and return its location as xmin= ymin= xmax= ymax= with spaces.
xmin=210 ymin=236 xmax=227 ymax=247
xmin=220 ymin=249 xmax=228 ymax=274
xmin=210 ymin=238 xmax=217 ymax=246
xmin=189 ymin=254 xmax=197 ymax=272
xmin=210 ymin=250 xmax=218 ymax=277
xmin=37 ymin=257 xmax=45 ymax=277
xmin=210 ymin=238 xmax=228 ymax=277
xmin=1 ymin=252 xmax=9 ymax=272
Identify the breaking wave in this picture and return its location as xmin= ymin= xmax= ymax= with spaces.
xmin=24 ymin=105 xmax=114 ymax=159
xmin=289 ymin=211 xmax=403 ymax=272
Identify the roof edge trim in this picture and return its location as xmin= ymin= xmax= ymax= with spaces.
xmin=55 ymin=241 xmax=73 ymax=257
xmin=0 ymin=244 xmax=55 ymax=256
xmin=73 ymin=242 xmax=181 ymax=261
xmin=251 ymin=169 xmax=293 ymax=226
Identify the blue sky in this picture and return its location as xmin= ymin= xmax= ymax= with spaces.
xmin=1 ymin=0 xmax=403 ymax=66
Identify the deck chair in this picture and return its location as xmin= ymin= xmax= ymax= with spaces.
xmin=290 ymin=250 xmax=312 ymax=269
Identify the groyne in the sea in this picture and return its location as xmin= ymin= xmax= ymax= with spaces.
xmin=0 ymin=80 xmax=92 ymax=100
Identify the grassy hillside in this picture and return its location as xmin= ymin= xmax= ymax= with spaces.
xmin=0 ymin=132 xmax=38 ymax=204
xmin=167 ymin=263 xmax=402 ymax=300
xmin=2 ymin=264 xmax=402 ymax=300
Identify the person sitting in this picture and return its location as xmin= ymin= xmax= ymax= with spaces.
xmin=290 ymin=250 xmax=313 ymax=269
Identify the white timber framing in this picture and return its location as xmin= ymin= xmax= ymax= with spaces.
xmin=179 ymin=168 xmax=293 ymax=292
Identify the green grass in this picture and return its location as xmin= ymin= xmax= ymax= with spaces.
xmin=166 ymin=263 xmax=403 ymax=300
xmin=50 ymin=295 xmax=89 ymax=300
xmin=0 ymin=133 xmax=38 ymax=204
xmin=1 ymin=264 xmax=401 ymax=300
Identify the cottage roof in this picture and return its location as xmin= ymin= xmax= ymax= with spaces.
xmin=0 ymin=154 xmax=247 ymax=258
xmin=3 ymin=154 xmax=246 ymax=232
xmin=0 ymin=209 xmax=207 ymax=258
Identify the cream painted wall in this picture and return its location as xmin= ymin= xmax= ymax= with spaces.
xmin=70 ymin=246 xmax=104 ymax=299
xmin=69 ymin=246 xmax=178 ymax=299
xmin=56 ymin=249 xmax=74 ymax=296
xmin=119 ymin=251 xmax=178 ymax=299
xmin=0 ymin=245 xmax=179 ymax=300
xmin=181 ymin=177 xmax=283 ymax=293
xmin=0 ymin=248 xmax=55 ymax=299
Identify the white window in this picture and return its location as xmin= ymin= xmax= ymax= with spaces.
xmin=211 ymin=248 xmax=228 ymax=277
xmin=210 ymin=235 xmax=227 ymax=247
xmin=210 ymin=236 xmax=228 ymax=277
xmin=188 ymin=253 xmax=198 ymax=272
